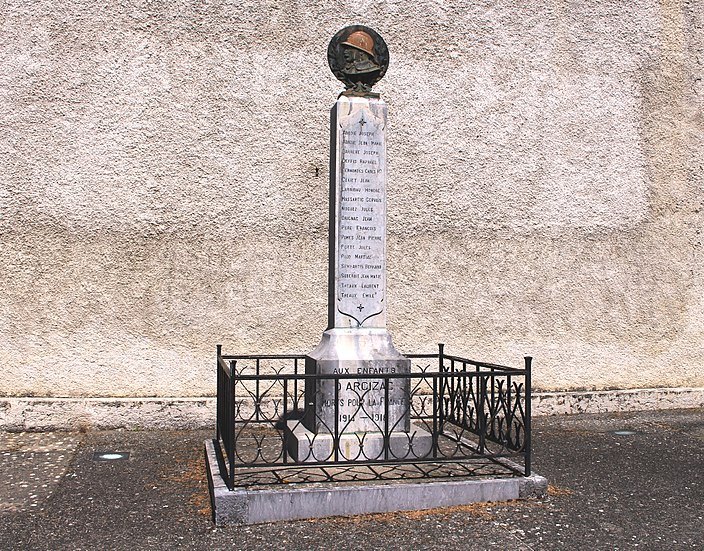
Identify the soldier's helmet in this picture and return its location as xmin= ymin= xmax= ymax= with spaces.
xmin=341 ymin=30 xmax=376 ymax=59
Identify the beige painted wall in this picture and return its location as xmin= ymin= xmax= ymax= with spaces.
xmin=1 ymin=0 xmax=702 ymax=397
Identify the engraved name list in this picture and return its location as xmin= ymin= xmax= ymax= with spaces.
xmin=336 ymin=108 xmax=386 ymax=327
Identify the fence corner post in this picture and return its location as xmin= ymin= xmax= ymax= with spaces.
xmin=216 ymin=345 xmax=222 ymax=440
xmin=524 ymin=355 xmax=532 ymax=477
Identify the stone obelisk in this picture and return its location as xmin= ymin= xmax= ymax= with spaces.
xmin=288 ymin=26 xmax=430 ymax=462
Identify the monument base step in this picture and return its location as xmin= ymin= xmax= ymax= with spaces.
xmin=284 ymin=420 xmax=433 ymax=462
xmin=204 ymin=439 xmax=548 ymax=526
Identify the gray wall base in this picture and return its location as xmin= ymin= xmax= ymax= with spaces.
xmin=204 ymin=439 xmax=547 ymax=526
xmin=2 ymin=387 xmax=703 ymax=431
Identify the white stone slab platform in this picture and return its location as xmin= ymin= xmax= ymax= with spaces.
xmin=204 ymin=439 xmax=547 ymax=525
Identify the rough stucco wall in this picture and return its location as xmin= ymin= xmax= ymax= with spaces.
xmin=0 ymin=1 xmax=702 ymax=397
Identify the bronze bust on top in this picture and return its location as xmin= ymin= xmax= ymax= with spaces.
xmin=328 ymin=25 xmax=389 ymax=97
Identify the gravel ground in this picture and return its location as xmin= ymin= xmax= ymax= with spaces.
xmin=1 ymin=408 xmax=702 ymax=550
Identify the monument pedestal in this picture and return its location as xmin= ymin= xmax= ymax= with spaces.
xmin=286 ymin=421 xmax=432 ymax=462
xmin=289 ymin=328 xmax=431 ymax=461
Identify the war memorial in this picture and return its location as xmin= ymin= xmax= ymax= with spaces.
xmin=205 ymin=26 xmax=546 ymax=525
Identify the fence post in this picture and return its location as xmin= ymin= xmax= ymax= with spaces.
xmin=384 ymin=375 xmax=390 ymax=460
xmin=216 ymin=344 xmax=222 ymax=441
xmin=283 ymin=377 xmax=289 ymax=464
xmin=333 ymin=376 xmax=339 ymax=462
xmin=438 ymin=343 xmax=445 ymax=431
xmin=479 ymin=375 xmax=487 ymax=454
xmin=524 ymin=356 xmax=532 ymax=477
xmin=228 ymin=359 xmax=236 ymax=490
xmin=432 ymin=374 xmax=438 ymax=458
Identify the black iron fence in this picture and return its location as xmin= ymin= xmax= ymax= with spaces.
xmin=215 ymin=344 xmax=531 ymax=489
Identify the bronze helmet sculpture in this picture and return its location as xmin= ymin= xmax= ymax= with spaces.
xmin=328 ymin=26 xmax=389 ymax=97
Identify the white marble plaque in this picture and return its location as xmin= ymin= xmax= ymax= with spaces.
xmin=331 ymin=97 xmax=387 ymax=329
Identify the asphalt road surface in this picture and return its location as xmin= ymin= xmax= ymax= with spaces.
xmin=1 ymin=408 xmax=702 ymax=550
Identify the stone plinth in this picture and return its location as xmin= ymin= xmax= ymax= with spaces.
xmin=205 ymin=439 xmax=549 ymax=526
xmin=303 ymin=328 xmax=411 ymax=435
xmin=286 ymin=420 xmax=432 ymax=462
